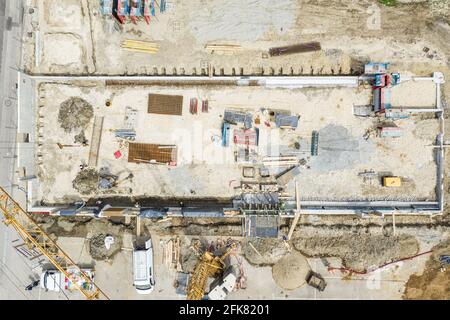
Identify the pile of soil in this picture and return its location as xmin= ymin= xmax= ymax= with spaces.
xmin=180 ymin=238 xmax=207 ymax=273
xmin=292 ymin=234 xmax=419 ymax=272
xmin=58 ymin=97 xmax=93 ymax=132
xmin=74 ymin=130 xmax=88 ymax=145
xmin=242 ymin=238 xmax=289 ymax=266
xmin=73 ymin=168 xmax=99 ymax=195
xmin=403 ymin=238 xmax=450 ymax=300
xmin=89 ymin=233 xmax=123 ymax=261
xmin=272 ymin=251 xmax=310 ymax=290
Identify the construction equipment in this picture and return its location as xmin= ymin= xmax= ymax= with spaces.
xmin=311 ymin=130 xmax=319 ymax=156
xmin=108 ymin=0 xmax=166 ymax=25
xmin=208 ymin=267 xmax=237 ymax=300
xmin=262 ymin=156 xmax=299 ymax=167
xmin=190 ymin=98 xmax=198 ymax=114
xmin=0 ymin=187 xmax=109 ymax=300
xmin=56 ymin=143 xmax=84 ymax=149
xmin=366 ymin=63 xmax=400 ymax=114
xmin=162 ymin=237 xmax=181 ymax=272
xmin=439 ymin=255 xmax=450 ymax=266
xmin=378 ymin=125 xmax=403 ymax=138
xmin=202 ymin=100 xmax=209 ymax=113
xmin=186 ymin=243 xmax=236 ymax=300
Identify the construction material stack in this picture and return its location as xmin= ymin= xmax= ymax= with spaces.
xmin=365 ymin=63 xmax=400 ymax=114
xmin=121 ymin=39 xmax=160 ymax=53
xmin=103 ymin=0 xmax=167 ymax=25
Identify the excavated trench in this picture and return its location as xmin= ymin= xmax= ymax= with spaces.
xmin=42 ymin=196 xmax=234 ymax=209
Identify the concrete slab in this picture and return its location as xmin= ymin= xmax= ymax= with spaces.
xmin=30 ymin=79 xmax=439 ymax=207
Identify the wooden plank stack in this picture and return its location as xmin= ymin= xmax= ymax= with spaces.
xmin=162 ymin=237 xmax=182 ymax=272
xmin=121 ymin=39 xmax=160 ymax=54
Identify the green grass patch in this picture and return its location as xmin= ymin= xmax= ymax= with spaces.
xmin=379 ymin=0 xmax=397 ymax=6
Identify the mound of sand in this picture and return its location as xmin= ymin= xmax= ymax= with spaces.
xmin=272 ymin=251 xmax=310 ymax=290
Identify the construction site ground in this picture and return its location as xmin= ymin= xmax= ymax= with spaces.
xmin=35 ymin=80 xmax=439 ymax=205
xmin=19 ymin=215 xmax=448 ymax=300
xmin=5 ymin=0 xmax=450 ymax=301
xmin=21 ymin=0 xmax=450 ymax=89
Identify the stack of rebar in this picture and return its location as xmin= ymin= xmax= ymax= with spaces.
xmin=121 ymin=39 xmax=160 ymax=54
xmin=269 ymin=42 xmax=321 ymax=57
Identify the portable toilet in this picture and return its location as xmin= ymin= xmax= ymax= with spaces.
xmin=379 ymin=125 xmax=402 ymax=138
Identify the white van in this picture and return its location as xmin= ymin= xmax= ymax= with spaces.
xmin=133 ymin=239 xmax=155 ymax=294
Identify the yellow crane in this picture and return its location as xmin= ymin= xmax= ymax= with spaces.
xmin=186 ymin=243 xmax=236 ymax=300
xmin=0 ymin=187 xmax=109 ymax=300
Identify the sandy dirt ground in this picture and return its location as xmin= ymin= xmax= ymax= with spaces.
xmin=403 ymin=238 xmax=450 ymax=300
xmin=21 ymin=1 xmax=450 ymax=87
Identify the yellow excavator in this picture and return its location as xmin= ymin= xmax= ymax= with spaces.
xmin=186 ymin=243 xmax=236 ymax=300
xmin=0 ymin=187 xmax=109 ymax=300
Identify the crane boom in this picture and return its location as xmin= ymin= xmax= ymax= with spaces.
xmin=186 ymin=244 xmax=236 ymax=300
xmin=0 ymin=187 xmax=109 ymax=300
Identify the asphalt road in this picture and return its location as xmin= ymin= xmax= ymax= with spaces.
xmin=0 ymin=0 xmax=47 ymax=300
xmin=0 ymin=1 xmax=5 ymax=76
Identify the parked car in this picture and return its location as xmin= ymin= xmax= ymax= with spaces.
xmin=133 ymin=239 xmax=155 ymax=294
xmin=40 ymin=268 xmax=94 ymax=292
